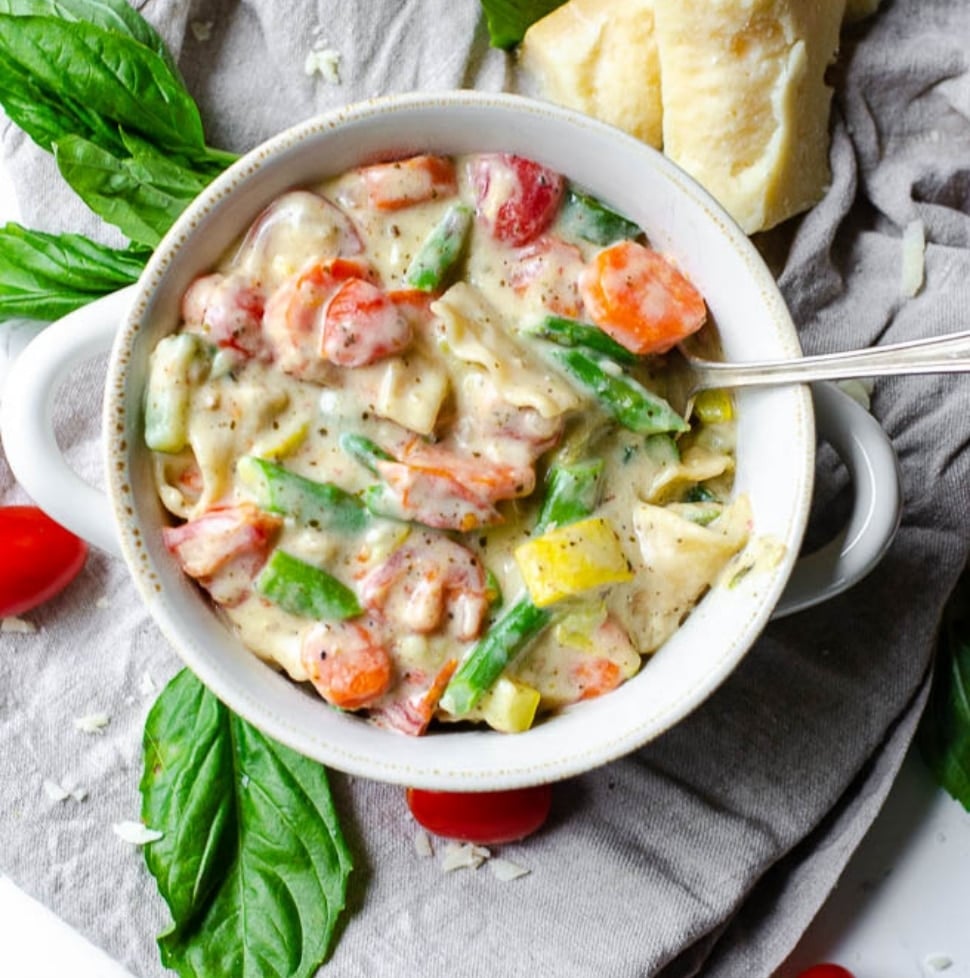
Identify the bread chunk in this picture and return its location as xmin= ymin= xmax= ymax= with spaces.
xmin=653 ymin=0 xmax=846 ymax=233
xmin=519 ymin=0 xmax=663 ymax=149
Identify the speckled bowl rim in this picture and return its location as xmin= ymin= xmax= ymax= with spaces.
xmin=103 ymin=91 xmax=813 ymax=790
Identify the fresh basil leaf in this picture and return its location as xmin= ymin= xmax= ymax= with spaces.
xmin=918 ymin=570 xmax=970 ymax=811
xmin=54 ymin=134 xmax=209 ymax=246
xmin=0 ymin=221 xmax=147 ymax=320
xmin=479 ymin=0 xmax=566 ymax=48
xmin=0 ymin=0 xmax=179 ymax=74
xmin=0 ymin=49 xmax=125 ymax=156
xmin=0 ymin=14 xmax=207 ymax=156
xmin=141 ymin=669 xmax=353 ymax=978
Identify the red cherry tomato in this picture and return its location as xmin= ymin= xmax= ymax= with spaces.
xmin=406 ymin=784 xmax=553 ymax=844
xmin=795 ymin=965 xmax=856 ymax=978
xmin=0 ymin=506 xmax=87 ymax=617
xmin=472 ymin=154 xmax=564 ymax=247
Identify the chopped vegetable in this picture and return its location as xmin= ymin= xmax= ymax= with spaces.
xmin=578 ymin=239 xmax=707 ymax=355
xmin=339 ymin=432 xmax=394 ymax=473
xmin=525 ymin=313 xmax=639 ymax=365
xmin=514 ymin=516 xmax=634 ymax=607
xmin=358 ymin=154 xmax=457 ymax=210
xmin=439 ymin=597 xmax=552 ymax=716
xmin=550 ymin=346 xmax=689 ymax=435
xmin=533 ymin=459 xmax=604 ymax=534
xmin=559 ymin=188 xmax=642 ymax=246
xmin=480 ymin=676 xmax=542 ymax=733
xmin=237 ymin=456 xmax=369 ymax=533
xmin=255 ymin=549 xmax=362 ymax=620
xmin=471 ymin=153 xmax=565 ymax=247
xmin=301 ymin=619 xmax=393 ymax=709
xmin=144 ymin=333 xmax=211 ymax=453
xmin=405 ymin=203 xmax=473 ymax=291
xmin=693 ymin=388 xmax=735 ymax=424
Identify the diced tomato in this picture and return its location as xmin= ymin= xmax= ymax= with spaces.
xmin=322 ymin=278 xmax=412 ymax=367
xmin=0 ymin=506 xmax=87 ymax=617
xmin=471 ymin=154 xmax=565 ymax=247
xmin=571 ymin=658 xmax=623 ymax=701
xmin=406 ymin=783 xmax=554 ymax=844
xmin=301 ymin=619 xmax=394 ymax=709
xmin=508 ymin=235 xmax=585 ymax=317
xmin=578 ymin=240 xmax=707 ymax=355
xmin=358 ymin=155 xmax=457 ymax=211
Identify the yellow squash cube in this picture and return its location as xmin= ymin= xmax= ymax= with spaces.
xmin=514 ymin=517 xmax=634 ymax=608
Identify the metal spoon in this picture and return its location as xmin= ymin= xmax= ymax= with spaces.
xmin=669 ymin=328 xmax=970 ymax=414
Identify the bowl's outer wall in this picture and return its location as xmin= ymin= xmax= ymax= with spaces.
xmin=105 ymin=93 xmax=814 ymax=789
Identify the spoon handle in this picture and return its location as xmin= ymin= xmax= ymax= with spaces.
xmin=689 ymin=329 xmax=970 ymax=392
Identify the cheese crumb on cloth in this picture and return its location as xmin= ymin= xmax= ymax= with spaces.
xmin=2 ymin=1 xmax=970 ymax=976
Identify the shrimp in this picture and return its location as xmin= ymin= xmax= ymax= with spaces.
xmin=181 ymin=272 xmax=268 ymax=360
xmin=369 ymin=659 xmax=458 ymax=736
xmin=301 ymin=618 xmax=394 ymax=710
xmin=508 ymin=235 xmax=586 ymax=318
xmin=262 ymin=257 xmax=374 ymax=381
xmin=373 ymin=441 xmax=535 ymax=532
xmin=162 ymin=502 xmax=282 ymax=606
xmin=358 ymin=530 xmax=489 ymax=640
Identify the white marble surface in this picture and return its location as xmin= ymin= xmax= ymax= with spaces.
xmin=1 ymin=152 xmax=969 ymax=978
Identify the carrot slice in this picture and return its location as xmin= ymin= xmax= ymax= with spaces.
xmin=578 ymin=240 xmax=707 ymax=355
xmin=359 ymin=155 xmax=457 ymax=211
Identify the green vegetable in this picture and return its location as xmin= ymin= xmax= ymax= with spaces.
xmin=441 ymin=457 xmax=602 ymax=716
xmin=339 ymin=432 xmax=394 ymax=474
xmin=0 ymin=15 xmax=210 ymax=158
xmin=560 ymin=188 xmax=643 ymax=246
xmin=144 ymin=333 xmax=211 ymax=454
xmin=0 ymin=222 xmax=147 ymax=320
xmin=552 ymin=346 xmax=689 ymax=435
xmin=439 ymin=597 xmax=552 ymax=716
xmin=918 ymin=568 xmax=970 ymax=811
xmin=237 ymin=456 xmax=369 ymax=533
xmin=141 ymin=668 xmax=352 ymax=978
xmin=55 ymin=132 xmax=214 ymax=247
xmin=0 ymin=0 xmax=237 ymax=323
xmin=534 ymin=460 xmax=604 ymax=535
xmin=405 ymin=202 xmax=472 ymax=292
xmin=478 ymin=0 xmax=567 ymax=48
xmin=0 ymin=0 xmax=180 ymax=73
xmin=525 ymin=314 xmax=639 ymax=366
xmin=643 ymin=432 xmax=681 ymax=465
xmin=256 ymin=549 xmax=363 ymax=620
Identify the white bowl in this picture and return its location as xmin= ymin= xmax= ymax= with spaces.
xmin=0 ymin=92 xmax=900 ymax=789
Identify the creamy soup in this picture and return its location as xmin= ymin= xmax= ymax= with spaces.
xmin=145 ymin=152 xmax=749 ymax=735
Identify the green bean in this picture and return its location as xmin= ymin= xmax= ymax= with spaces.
xmin=255 ymin=550 xmax=362 ymax=620
xmin=438 ymin=597 xmax=551 ymax=717
xmin=405 ymin=202 xmax=472 ymax=291
xmin=559 ymin=187 xmax=643 ymax=246
xmin=525 ymin=314 xmax=638 ymax=366
xmin=533 ymin=459 xmax=604 ymax=535
xmin=552 ymin=347 xmax=688 ymax=435
xmin=237 ymin=456 xmax=368 ymax=533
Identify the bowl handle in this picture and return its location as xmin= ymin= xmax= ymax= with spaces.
xmin=0 ymin=287 xmax=137 ymax=558
xmin=771 ymin=381 xmax=901 ymax=618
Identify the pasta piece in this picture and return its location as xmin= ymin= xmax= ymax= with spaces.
xmin=431 ymin=283 xmax=582 ymax=419
xmin=627 ymin=494 xmax=752 ymax=652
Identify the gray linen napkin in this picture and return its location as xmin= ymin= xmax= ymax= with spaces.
xmin=1 ymin=1 xmax=968 ymax=975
